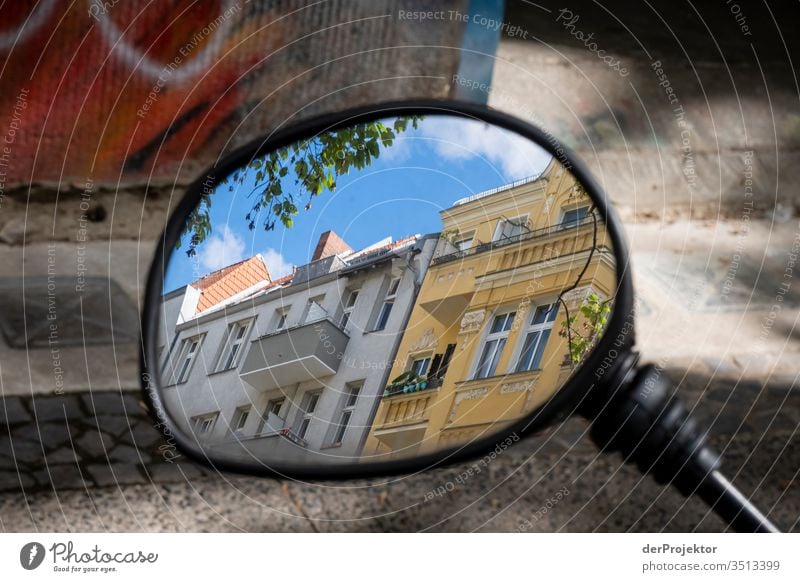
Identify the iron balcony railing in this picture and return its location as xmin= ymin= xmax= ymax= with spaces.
xmin=430 ymin=214 xmax=594 ymax=267
xmin=383 ymin=375 xmax=444 ymax=398
xmin=451 ymin=174 xmax=542 ymax=206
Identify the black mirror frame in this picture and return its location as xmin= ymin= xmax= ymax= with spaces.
xmin=140 ymin=99 xmax=635 ymax=481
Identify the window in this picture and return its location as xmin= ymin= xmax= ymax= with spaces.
xmin=516 ymin=304 xmax=558 ymax=372
xmin=304 ymin=296 xmax=327 ymax=323
xmin=340 ymin=290 xmax=359 ymax=329
xmin=191 ymin=412 xmax=218 ymax=436
xmin=215 ymin=319 xmax=253 ymax=371
xmin=296 ymin=391 xmax=321 ymax=440
xmin=231 ymin=406 xmax=250 ymax=433
xmin=274 ymin=308 xmax=289 ymax=330
xmin=493 ymin=216 xmax=528 ymax=241
xmin=332 ymin=383 xmax=361 ymax=445
xmin=258 ymin=398 xmax=285 ymax=434
xmin=474 ymin=312 xmax=516 ymax=379
xmin=561 ymin=206 xmax=590 ymax=229
xmin=410 ymin=356 xmax=432 ymax=377
xmin=174 ymin=335 xmax=204 ymax=384
xmin=267 ymin=398 xmax=285 ymax=418
xmin=455 ymin=236 xmax=474 ymax=251
xmin=374 ymin=277 xmax=400 ymax=331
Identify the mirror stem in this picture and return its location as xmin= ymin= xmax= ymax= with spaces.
xmin=583 ymin=359 xmax=780 ymax=532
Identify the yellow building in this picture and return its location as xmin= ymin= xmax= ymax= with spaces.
xmin=363 ymin=160 xmax=616 ymax=458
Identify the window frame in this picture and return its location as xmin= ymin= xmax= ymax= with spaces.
xmin=454 ymin=230 xmax=475 ymax=251
xmin=191 ymin=411 xmax=219 ymax=436
xmin=214 ymin=318 xmax=254 ymax=372
xmin=473 ymin=310 xmax=516 ymax=380
xmin=303 ymin=295 xmax=328 ymax=324
xmin=173 ymin=334 xmax=205 ymax=384
xmin=409 ymin=355 xmax=432 ymax=377
xmin=340 ymin=289 xmax=360 ymax=329
xmin=492 ymin=214 xmax=529 ymax=242
xmin=231 ymin=405 xmax=251 ymax=434
xmin=514 ymin=303 xmax=559 ymax=373
xmin=559 ymin=205 xmax=591 ymax=229
xmin=332 ymin=382 xmax=362 ymax=445
xmin=274 ymin=307 xmax=289 ymax=331
xmin=295 ymin=390 xmax=322 ymax=441
xmin=374 ymin=277 xmax=401 ymax=331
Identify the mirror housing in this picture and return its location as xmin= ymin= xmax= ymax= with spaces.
xmin=141 ymin=100 xmax=636 ymax=479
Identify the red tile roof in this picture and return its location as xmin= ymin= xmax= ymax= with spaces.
xmin=191 ymin=256 xmax=271 ymax=313
xmin=312 ymin=230 xmax=353 ymax=261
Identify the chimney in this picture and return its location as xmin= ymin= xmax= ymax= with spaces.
xmin=311 ymin=230 xmax=352 ymax=261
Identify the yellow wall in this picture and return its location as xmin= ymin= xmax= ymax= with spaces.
xmin=363 ymin=161 xmax=617 ymax=459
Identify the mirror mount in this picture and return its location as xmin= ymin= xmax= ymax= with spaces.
xmin=583 ymin=356 xmax=778 ymax=533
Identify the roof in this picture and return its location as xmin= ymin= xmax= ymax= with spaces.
xmin=191 ymin=255 xmax=271 ymax=313
xmin=343 ymin=235 xmax=420 ymax=267
xmin=449 ymin=159 xmax=556 ymax=208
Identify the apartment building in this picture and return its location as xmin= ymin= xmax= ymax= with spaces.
xmin=362 ymin=161 xmax=617 ymax=458
xmin=159 ymin=229 xmax=438 ymax=463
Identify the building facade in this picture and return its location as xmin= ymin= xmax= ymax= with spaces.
xmin=159 ymin=230 xmax=438 ymax=464
xmin=362 ymin=161 xmax=617 ymax=459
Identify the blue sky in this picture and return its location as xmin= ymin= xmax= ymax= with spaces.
xmin=164 ymin=116 xmax=552 ymax=291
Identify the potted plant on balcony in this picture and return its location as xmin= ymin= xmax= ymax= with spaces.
xmin=383 ymin=370 xmax=426 ymax=397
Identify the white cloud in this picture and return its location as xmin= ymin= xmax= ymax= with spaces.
xmin=199 ymin=224 xmax=246 ymax=271
xmin=379 ymin=134 xmax=413 ymax=163
xmin=418 ymin=117 xmax=552 ymax=180
xmin=260 ymin=247 xmax=295 ymax=279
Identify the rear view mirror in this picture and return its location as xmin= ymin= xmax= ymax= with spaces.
xmin=142 ymin=102 xmax=631 ymax=477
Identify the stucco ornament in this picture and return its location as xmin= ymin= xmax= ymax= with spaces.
xmin=447 ymin=386 xmax=489 ymax=423
xmin=409 ymin=328 xmax=438 ymax=352
xmin=560 ymin=285 xmax=600 ymax=311
xmin=457 ymin=308 xmax=485 ymax=351
xmin=500 ymin=379 xmax=536 ymax=394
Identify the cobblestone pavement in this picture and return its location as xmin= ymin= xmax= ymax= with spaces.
xmin=1 ymin=369 xmax=797 ymax=532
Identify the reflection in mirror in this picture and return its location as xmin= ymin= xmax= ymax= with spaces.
xmin=156 ymin=114 xmax=617 ymax=466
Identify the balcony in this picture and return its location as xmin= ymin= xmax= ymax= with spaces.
xmin=430 ymin=214 xmax=595 ymax=267
xmin=239 ymin=317 xmax=349 ymax=391
xmin=208 ymin=412 xmax=309 ymax=462
xmin=383 ymin=375 xmax=443 ymax=398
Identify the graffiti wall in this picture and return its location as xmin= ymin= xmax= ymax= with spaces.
xmin=0 ymin=1 xmax=466 ymax=187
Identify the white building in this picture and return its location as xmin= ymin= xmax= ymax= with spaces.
xmin=159 ymin=230 xmax=438 ymax=463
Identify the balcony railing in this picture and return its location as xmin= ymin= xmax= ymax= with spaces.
xmin=430 ymin=214 xmax=594 ymax=267
xmin=383 ymin=375 xmax=443 ymax=398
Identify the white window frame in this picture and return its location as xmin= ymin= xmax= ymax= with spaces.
xmin=374 ymin=277 xmax=401 ymax=331
xmin=231 ymin=405 xmax=251 ymax=434
xmin=340 ymin=289 xmax=360 ymax=329
xmin=191 ymin=412 xmax=218 ymax=436
xmin=274 ymin=308 xmax=289 ymax=331
xmin=296 ymin=390 xmax=322 ymax=441
xmin=215 ymin=318 xmax=254 ymax=372
xmin=332 ymin=382 xmax=362 ymax=445
xmin=492 ymin=215 xmax=529 ymax=242
xmin=304 ymin=295 xmax=327 ymax=324
xmin=454 ymin=231 xmax=475 ymax=251
xmin=514 ymin=303 xmax=558 ymax=373
xmin=258 ymin=398 xmax=286 ymax=434
xmin=267 ymin=398 xmax=285 ymax=418
xmin=173 ymin=334 xmax=204 ymax=384
xmin=559 ymin=205 xmax=590 ymax=229
xmin=473 ymin=310 xmax=516 ymax=380
xmin=409 ymin=355 xmax=432 ymax=377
